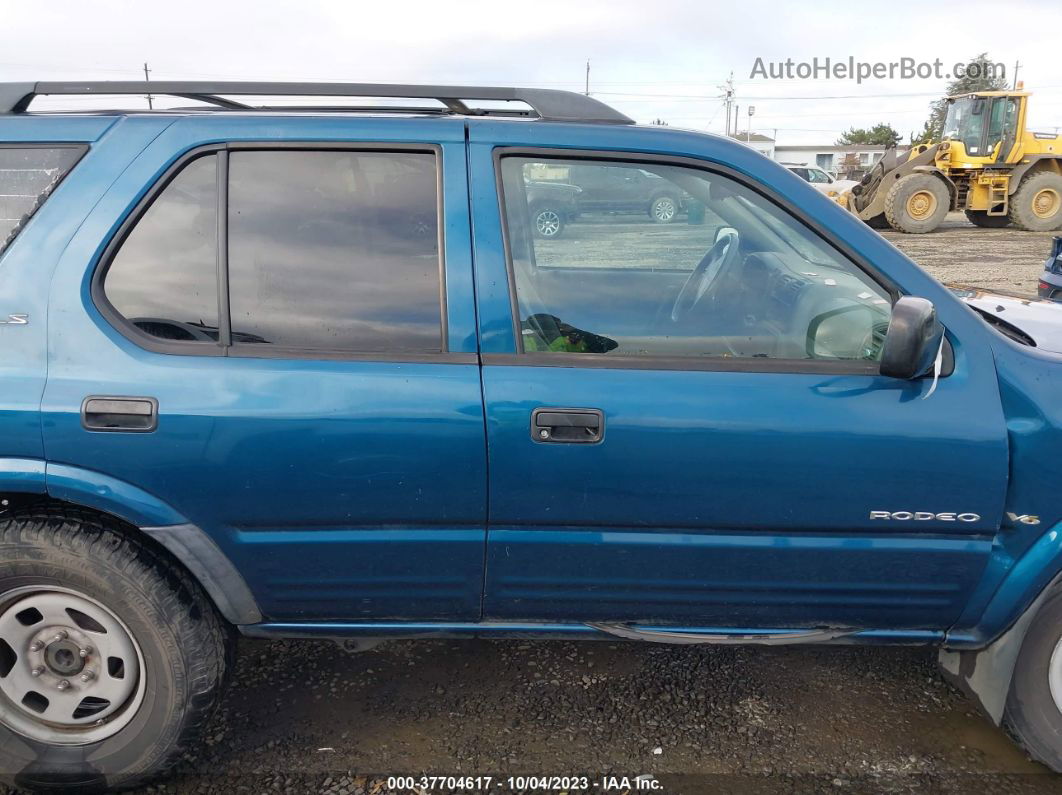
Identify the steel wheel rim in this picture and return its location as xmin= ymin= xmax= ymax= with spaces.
xmin=0 ymin=586 xmax=146 ymax=745
xmin=653 ymin=198 xmax=676 ymax=221
xmin=906 ymin=190 xmax=937 ymax=220
xmin=535 ymin=210 xmax=560 ymax=237
xmin=1032 ymin=188 xmax=1061 ymax=219
xmin=1049 ymin=636 xmax=1062 ymax=714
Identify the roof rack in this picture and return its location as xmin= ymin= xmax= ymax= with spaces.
xmin=0 ymin=81 xmax=635 ymax=124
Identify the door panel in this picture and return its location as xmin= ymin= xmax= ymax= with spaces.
xmin=43 ymin=117 xmax=486 ymax=622
xmin=481 ymin=365 xmax=1003 ymax=627
xmin=469 ymin=125 xmax=1009 ymax=630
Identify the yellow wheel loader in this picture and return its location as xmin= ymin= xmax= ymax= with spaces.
xmin=847 ymin=88 xmax=1062 ymax=233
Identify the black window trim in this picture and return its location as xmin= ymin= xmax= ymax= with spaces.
xmin=91 ymin=140 xmax=467 ymax=364
xmin=492 ymin=146 xmax=913 ymax=376
xmin=0 ymin=142 xmax=89 ymax=259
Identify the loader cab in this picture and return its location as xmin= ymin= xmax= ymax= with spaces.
xmin=940 ymin=92 xmax=1026 ymax=165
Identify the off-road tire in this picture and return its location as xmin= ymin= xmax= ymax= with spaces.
xmin=883 ymin=173 xmax=950 ymax=234
xmin=965 ymin=209 xmax=1011 ymax=228
xmin=0 ymin=507 xmax=233 ymax=792
xmin=1004 ymin=579 xmax=1062 ymax=772
xmin=1008 ymin=171 xmax=1062 ymax=232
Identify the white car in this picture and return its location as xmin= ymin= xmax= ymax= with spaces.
xmin=784 ymin=164 xmax=859 ymax=197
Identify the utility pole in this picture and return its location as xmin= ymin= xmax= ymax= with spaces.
xmin=719 ymin=72 xmax=734 ymax=135
xmin=585 ymin=60 xmax=590 ymax=96
xmin=143 ymin=62 xmax=153 ymax=109
xmin=734 ymin=104 xmax=739 ymax=138
xmin=1012 ymin=60 xmax=1021 ymax=90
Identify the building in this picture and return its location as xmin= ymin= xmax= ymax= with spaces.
xmin=728 ymin=132 xmax=775 ymax=159
xmin=773 ymin=144 xmax=894 ymax=176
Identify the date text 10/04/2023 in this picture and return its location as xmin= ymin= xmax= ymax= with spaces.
xmin=384 ymin=775 xmax=664 ymax=791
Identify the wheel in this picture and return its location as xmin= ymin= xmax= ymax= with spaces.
xmin=883 ymin=173 xmax=950 ymax=233
xmin=1008 ymin=171 xmax=1062 ymax=232
xmin=649 ymin=195 xmax=679 ymax=224
xmin=1005 ymin=579 xmax=1062 ymax=771
xmin=531 ymin=206 xmax=565 ymax=239
xmin=965 ymin=209 xmax=1011 ymax=228
xmin=0 ymin=507 xmax=233 ymax=792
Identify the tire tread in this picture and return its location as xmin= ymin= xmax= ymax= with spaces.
xmin=0 ymin=505 xmax=233 ymax=791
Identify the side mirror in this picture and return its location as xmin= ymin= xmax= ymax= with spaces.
xmin=880 ymin=296 xmax=944 ymax=379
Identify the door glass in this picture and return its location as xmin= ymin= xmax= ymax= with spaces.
xmin=104 ymin=155 xmax=220 ymax=342
xmin=227 ymin=150 xmax=441 ymax=352
xmin=499 ymin=156 xmax=892 ymax=362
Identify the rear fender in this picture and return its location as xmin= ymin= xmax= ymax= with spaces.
xmin=0 ymin=460 xmax=260 ymax=625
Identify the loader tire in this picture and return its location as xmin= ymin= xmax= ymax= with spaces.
xmin=965 ymin=210 xmax=1011 ymax=228
xmin=1009 ymin=172 xmax=1062 ymax=231
xmin=884 ymin=173 xmax=950 ymax=234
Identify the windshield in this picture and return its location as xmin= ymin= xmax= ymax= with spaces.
xmin=942 ymin=96 xmax=987 ymax=154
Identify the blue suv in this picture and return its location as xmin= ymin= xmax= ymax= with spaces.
xmin=0 ymin=81 xmax=1060 ymax=791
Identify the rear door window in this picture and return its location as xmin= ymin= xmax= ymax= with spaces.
xmin=99 ymin=147 xmax=444 ymax=356
xmin=102 ymin=154 xmax=220 ymax=342
xmin=0 ymin=146 xmax=84 ymax=255
xmin=227 ymin=150 xmax=442 ymax=353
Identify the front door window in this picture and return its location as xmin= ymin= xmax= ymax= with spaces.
xmin=499 ymin=157 xmax=892 ymax=365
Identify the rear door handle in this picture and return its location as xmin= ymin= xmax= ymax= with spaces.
xmin=81 ymin=396 xmax=158 ymax=432
xmin=531 ymin=407 xmax=604 ymax=443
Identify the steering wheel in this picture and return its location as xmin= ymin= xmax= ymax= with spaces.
xmin=670 ymin=229 xmax=740 ymax=323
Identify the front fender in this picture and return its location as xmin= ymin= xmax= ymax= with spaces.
xmin=940 ymin=522 xmax=1062 ymax=724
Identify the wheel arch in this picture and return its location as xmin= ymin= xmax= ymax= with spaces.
xmin=0 ymin=460 xmax=261 ymax=626
xmin=940 ymin=521 xmax=1062 ymax=724
xmin=1008 ymin=156 xmax=1062 ymax=194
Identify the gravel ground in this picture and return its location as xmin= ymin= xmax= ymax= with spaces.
xmin=129 ymin=638 xmax=1056 ymax=794
xmin=4 ymin=213 xmax=1059 ymax=795
xmin=880 ymin=212 xmax=1053 ymax=295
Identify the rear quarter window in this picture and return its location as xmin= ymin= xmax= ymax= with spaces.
xmin=0 ymin=146 xmax=84 ymax=255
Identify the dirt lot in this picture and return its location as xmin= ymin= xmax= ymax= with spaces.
xmin=5 ymin=215 xmax=1057 ymax=795
xmin=128 ymin=214 xmax=1058 ymax=795
xmin=133 ymin=639 xmax=1057 ymax=794
xmin=534 ymin=211 xmax=1052 ymax=296
xmin=880 ymin=212 xmax=1052 ymax=295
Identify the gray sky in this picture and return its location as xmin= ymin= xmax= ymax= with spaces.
xmin=3 ymin=0 xmax=1062 ymax=145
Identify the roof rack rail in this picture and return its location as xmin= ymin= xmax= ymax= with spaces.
xmin=0 ymin=81 xmax=635 ymax=124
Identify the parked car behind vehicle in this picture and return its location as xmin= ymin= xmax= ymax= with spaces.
xmin=567 ymin=163 xmax=686 ymax=223
xmin=525 ymin=180 xmax=581 ymax=238
xmin=784 ymin=163 xmax=859 ymax=197
xmin=0 ymin=81 xmax=1061 ymax=792
xmin=1041 ymin=236 xmax=1062 ymax=300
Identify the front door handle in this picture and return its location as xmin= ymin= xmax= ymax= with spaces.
xmin=81 ymin=396 xmax=158 ymax=432
xmin=531 ymin=407 xmax=604 ymax=444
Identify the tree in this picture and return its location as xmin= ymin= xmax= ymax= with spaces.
xmin=912 ymin=52 xmax=1008 ymax=144
xmin=836 ymin=123 xmax=901 ymax=147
